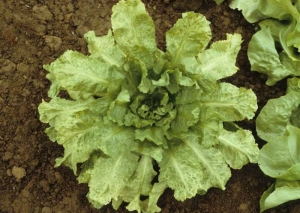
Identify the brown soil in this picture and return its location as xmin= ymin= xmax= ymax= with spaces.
xmin=0 ymin=0 xmax=299 ymax=213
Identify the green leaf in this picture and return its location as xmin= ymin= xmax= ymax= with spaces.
xmin=257 ymin=78 xmax=300 ymax=211
xmin=44 ymin=51 xmax=115 ymax=98
xmin=260 ymin=180 xmax=300 ymax=212
xmin=84 ymin=152 xmax=139 ymax=208
xmin=256 ymin=89 xmax=300 ymax=142
xmin=146 ymin=181 xmax=167 ymax=213
xmin=166 ymin=12 xmax=211 ymax=67
xmin=217 ymin=128 xmax=259 ymax=169
xmin=171 ymin=103 xmax=200 ymax=133
xmin=135 ymin=127 xmax=168 ymax=147
xmin=181 ymin=132 xmax=231 ymax=190
xmin=84 ymin=30 xmax=125 ymax=67
xmin=132 ymin=140 xmax=164 ymax=162
xmin=248 ymin=26 xmax=290 ymax=86
xmin=230 ymin=0 xmax=299 ymax=23
xmin=200 ymin=82 xmax=257 ymax=121
xmin=196 ymin=34 xmax=242 ymax=81
xmin=120 ymin=155 xmax=157 ymax=213
xmin=230 ymin=0 xmax=265 ymax=23
xmin=258 ymin=125 xmax=300 ymax=180
xmin=111 ymin=0 xmax=157 ymax=55
xmin=158 ymin=133 xmax=231 ymax=201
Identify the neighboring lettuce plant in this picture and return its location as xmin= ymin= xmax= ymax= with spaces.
xmin=257 ymin=77 xmax=300 ymax=212
xmin=230 ymin=0 xmax=300 ymax=85
xmin=38 ymin=0 xmax=259 ymax=212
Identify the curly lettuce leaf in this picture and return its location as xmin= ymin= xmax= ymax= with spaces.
xmin=196 ymin=34 xmax=242 ymax=81
xmin=38 ymin=0 xmax=259 ymax=212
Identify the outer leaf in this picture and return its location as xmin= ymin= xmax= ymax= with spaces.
xmin=85 ymin=152 xmax=139 ymax=208
xmin=159 ymin=142 xmax=204 ymax=200
xmin=84 ymin=30 xmax=125 ymax=67
xmin=39 ymin=97 xmax=109 ymax=173
xmin=166 ymin=12 xmax=211 ymax=67
xmin=200 ymin=82 xmax=257 ymax=121
xmin=258 ymin=125 xmax=300 ymax=180
xmin=159 ymin=133 xmax=231 ymax=201
xmin=196 ymin=33 xmax=242 ymax=81
xmin=230 ymin=0 xmax=299 ymax=23
xmin=217 ymin=128 xmax=259 ymax=169
xmin=256 ymin=90 xmax=300 ymax=141
xmin=146 ymin=181 xmax=167 ymax=213
xmin=248 ymin=27 xmax=290 ymax=86
xmin=229 ymin=0 xmax=265 ymax=23
xmin=95 ymin=119 xmax=137 ymax=157
xmin=45 ymin=51 xmax=114 ymax=98
xmin=260 ymin=180 xmax=300 ymax=212
xmin=111 ymin=0 xmax=157 ymax=55
xmin=257 ymin=78 xmax=300 ymax=212
xmin=181 ymin=132 xmax=231 ymax=190
xmin=121 ymin=155 xmax=157 ymax=213
xmin=132 ymin=141 xmax=164 ymax=162
xmin=232 ymin=0 xmax=300 ymax=85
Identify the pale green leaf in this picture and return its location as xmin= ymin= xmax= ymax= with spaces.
xmin=111 ymin=0 xmax=156 ymax=55
xmin=197 ymin=119 xmax=223 ymax=147
xmin=196 ymin=34 xmax=242 ymax=81
xmin=230 ymin=0 xmax=298 ymax=23
xmin=86 ymin=153 xmax=139 ymax=208
xmin=200 ymin=82 xmax=257 ymax=121
xmin=229 ymin=0 xmax=265 ymax=23
xmin=159 ymin=133 xmax=231 ymax=201
xmin=181 ymin=132 xmax=231 ymax=190
xmin=120 ymin=155 xmax=157 ymax=213
xmin=170 ymin=103 xmax=200 ymax=133
xmin=166 ymin=12 xmax=211 ymax=67
xmin=158 ymin=142 xmax=205 ymax=201
xmin=260 ymin=180 xmax=300 ymax=212
xmin=132 ymin=140 xmax=164 ymax=162
xmin=44 ymin=50 xmax=118 ymax=98
xmin=146 ymin=181 xmax=167 ymax=213
xmin=287 ymin=77 xmax=300 ymax=93
xmin=84 ymin=30 xmax=125 ymax=67
xmin=248 ymin=27 xmax=290 ymax=86
xmin=258 ymin=125 xmax=300 ymax=180
xmin=217 ymin=128 xmax=259 ymax=169
xmin=107 ymin=89 xmax=131 ymax=125
xmin=96 ymin=119 xmax=136 ymax=157
xmin=256 ymin=91 xmax=300 ymax=141
xmin=135 ymin=127 xmax=168 ymax=147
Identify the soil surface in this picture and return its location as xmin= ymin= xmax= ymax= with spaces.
xmin=0 ymin=0 xmax=299 ymax=213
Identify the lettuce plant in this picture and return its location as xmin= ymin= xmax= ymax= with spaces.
xmin=230 ymin=0 xmax=300 ymax=85
xmin=38 ymin=0 xmax=259 ymax=212
xmin=257 ymin=77 xmax=300 ymax=212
